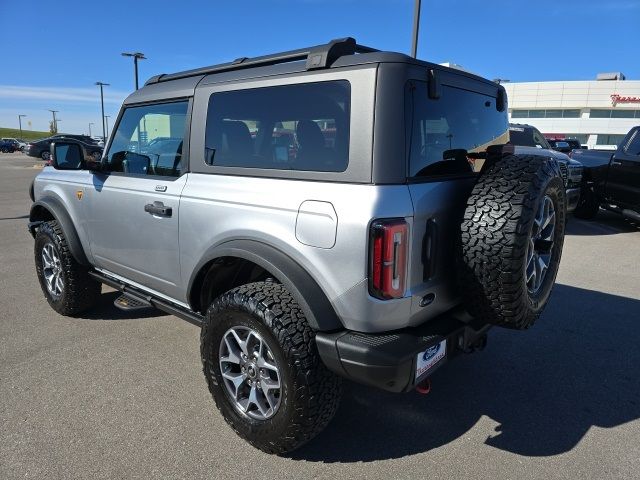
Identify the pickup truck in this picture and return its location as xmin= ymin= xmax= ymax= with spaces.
xmin=508 ymin=123 xmax=583 ymax=212
xmin=570 ymin=126 xmax=640 ymax=221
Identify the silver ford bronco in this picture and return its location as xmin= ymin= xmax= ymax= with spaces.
xmin=29 ymin=38 xmax=566 ymax=454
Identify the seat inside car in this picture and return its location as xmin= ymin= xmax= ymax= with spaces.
xmin=295 ymin=120 xmax=334 ymax=171
xmin=215 ymin=120 xmax=255 ymax=166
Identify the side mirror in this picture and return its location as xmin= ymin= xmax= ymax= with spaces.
xmin=51 ymin=142 xmax=103 ymax=171
xmin=496 ymin=85 xmax=507 ymax=112
xmin=50 ymin=142 xmax=83 ymax=170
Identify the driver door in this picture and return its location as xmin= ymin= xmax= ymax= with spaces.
xmin=87 ymin=100 xmax=190 ymax=301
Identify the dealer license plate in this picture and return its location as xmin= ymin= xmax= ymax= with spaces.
xmin=416 ymin=339 xmax=447 ymax=379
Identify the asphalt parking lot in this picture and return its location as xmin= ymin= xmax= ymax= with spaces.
xmin=1 ymin=152 xmax=639 ymax=480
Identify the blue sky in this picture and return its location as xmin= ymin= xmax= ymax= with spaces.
xmin=1 ymin=0 xmax=639 ymax=135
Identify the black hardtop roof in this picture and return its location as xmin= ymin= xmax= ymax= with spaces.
xmin=125 ymin=37 xmax=498 ymax=105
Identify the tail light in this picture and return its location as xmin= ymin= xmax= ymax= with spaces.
xmin=369 ymin=218 xmax=409 ymax=299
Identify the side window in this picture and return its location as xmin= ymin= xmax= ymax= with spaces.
xmin=204 ymin=81 xmax=350 ymax=172
xmin=105 ymin=101 xmax=189 ymax=177
xmin=624 ymin=131 xmax=640 ymax=157
xmin=405 ymin=82 xmax=509 ymax=177
xmin=532 ymin=130 xmax=549 ymax=149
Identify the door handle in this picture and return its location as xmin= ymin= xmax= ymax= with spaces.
xmin=611 ymin=161 xmax=622 ymax=166
xmin=144 ymin=201 xmax=172 ymax=217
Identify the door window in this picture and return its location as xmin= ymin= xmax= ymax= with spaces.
xmin=624 ymin=131 xmax=640 ymax=156
xmin=105 ymin=101 xmax=189 ymax=177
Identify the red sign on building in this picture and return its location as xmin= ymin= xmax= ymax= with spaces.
xmin=611 ymin=94 xmax=640 ymax=106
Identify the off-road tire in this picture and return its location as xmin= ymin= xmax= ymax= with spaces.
xmin=573 ymin=187 xmax=600 ymax=220
xmin=460 ymin=154 xmax=566 ymax=330
xmin=34 ymin=220 xmax=100 ymax=315
xmin=201 ymin=282 xmax=341 ymax=454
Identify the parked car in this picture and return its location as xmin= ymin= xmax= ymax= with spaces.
xmin=546 ymin=139 xmax=572 ymax=153
xmin=508 ymin=124 xmax=583 ymax=211
xmin=547 ymin=138 xmax=584 ymax=151
xmin=26 ymin=137 xmax=103 ymax=161
xmin=0 ymin=139 xmax=19 ymax=153
xmin=569 ymin=126 xmax=640 ymax=222
xmin=29 ymin=37 xmax=567 ymax=454
xmin=1 ymin=138 xmax=27 ymax=151
xmin=51 ymin=134 xmax=99 ymax=145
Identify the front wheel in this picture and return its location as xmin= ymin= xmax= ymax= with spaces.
xmin=200 ymin=282 xmax=341 ymax=454
xmin=41 ymin=151 xmax=50 ymax=161
xmin=34 ymin=220 xmax=101 ymax=315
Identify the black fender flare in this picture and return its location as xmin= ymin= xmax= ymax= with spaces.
xmin=188 ymin=239 xmax=343 ymax=332
xmin=29 ymin=197 xmax=89 ymax=266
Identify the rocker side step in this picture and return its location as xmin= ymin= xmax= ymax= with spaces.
xmin=114 ymin=293 xmax=153 ymax=312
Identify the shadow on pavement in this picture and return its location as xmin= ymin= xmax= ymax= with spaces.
xmin=292 ymin=284 xmax=640 ymax=462
xmin=0 ymin=214 xmax=29 ymax=220
xmin=567 ymin=210 xmax=638 ymax=236
xmin=79 ymin=291 xmax=168 ymax=321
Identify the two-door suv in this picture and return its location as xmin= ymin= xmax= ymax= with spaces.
xmin=29 ymin=38 xmax=566 ymax=454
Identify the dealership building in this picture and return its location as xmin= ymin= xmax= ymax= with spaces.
xmin=503 ymin=74 xmax=640 ymax=150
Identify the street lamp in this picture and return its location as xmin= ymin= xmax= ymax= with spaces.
xmin=47 ymin=110 xmax=59 ymax=133
xmin=121 ymin=52 xmax=146 ymax=90
xmin=411 ymin=0 xmax=422 ymax=58
xmin=105 ymin=115 xmax=111 ymax=138
xmin=493 ymin=78 xmax=511 ymax=85
xmin=89 ymin=122 xmax=94 ymax=136
xmin=18 ymin=114 xmax=27 ymax=138
xmin=95 ymin=82 xmax=110 ymax=141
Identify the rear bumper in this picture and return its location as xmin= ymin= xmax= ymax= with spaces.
xmin=316 ymin=311 xmax=491 ymax=393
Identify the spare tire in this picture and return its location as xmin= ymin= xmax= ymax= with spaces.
xmin=460 ymin=154 xmax=566 ymax=330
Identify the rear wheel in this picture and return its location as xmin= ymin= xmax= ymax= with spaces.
xmin=34 ymin=220 xmax=100 ymax=315
xmin=201 ymin=282 xmax=341 ymax=454
xmin=460 ymin=154 xmax=566 ymax=330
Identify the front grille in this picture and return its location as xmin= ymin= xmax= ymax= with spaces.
xmin=559 ymin=163 xmax=569 ymax=185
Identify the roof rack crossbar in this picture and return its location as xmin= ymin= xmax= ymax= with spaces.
xmin=145 ymin=37 xmax=378 ymax=85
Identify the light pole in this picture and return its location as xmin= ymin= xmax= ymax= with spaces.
xmin=105 ymin=116 xmax=111 ymax=138
xmin=121 ymin=52 xmax=146 ymax=90
xmin=18 ymin=114 xmax=27 ymax=138
xmin=411 ymin=0 xmax=422 ymax=58
xmin=493 ymin=78 xmax=511 ymax=85
xmin=48 ymin=110 xmax=59 ymax=133
xmin=89 ymin=122 xmax=94 ymax=136
xmin=95 ymin=82 xmax=110 ymax=140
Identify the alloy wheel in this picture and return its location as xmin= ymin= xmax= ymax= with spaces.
xmin=526 ymin=195 xmax=556 ymax=294
xmin=219 ymin=326 xmax=282 ymax=420
xmin=42 ymin=243 xmax=64 ymax=298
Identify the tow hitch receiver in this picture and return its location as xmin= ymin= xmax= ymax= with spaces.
xmin=415 ymin=378 xmax=432 ymax=395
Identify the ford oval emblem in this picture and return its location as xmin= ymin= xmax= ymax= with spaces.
xmin=422 ymin=344 xmax=440 ymax=362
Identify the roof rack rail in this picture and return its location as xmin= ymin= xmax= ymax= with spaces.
xmin=145 ymin=37 xmax=378 ymax=86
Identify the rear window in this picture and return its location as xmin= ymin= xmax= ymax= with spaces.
xmin=204 ymin=81 xmax=350 ymax=172
xmin=508 ymin=127 xmax=549 ymax=149
xmin=405 ymin=82 xmax=509 ymax=177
